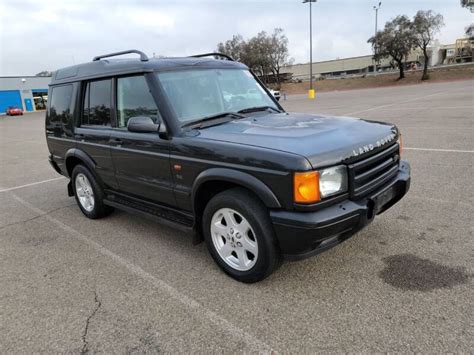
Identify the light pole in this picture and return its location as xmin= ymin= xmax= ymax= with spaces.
xmin=373 ymin=2 xmax=382 ymax=74
xmin=303 ymin=0 xmax=316 ymax=99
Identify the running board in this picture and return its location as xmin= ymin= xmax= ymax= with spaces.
xmin=104 ymin=191 xmax=194 ymax=232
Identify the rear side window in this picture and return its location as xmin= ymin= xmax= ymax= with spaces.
xmin=82 ymin=79 xmax=112 ymax=126
xmin=117 ymin=75 xmax=159 ymax=128
xmin=49 ymin=85 xmax=73 ymax=123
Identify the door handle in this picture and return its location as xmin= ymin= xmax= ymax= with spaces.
xmin=109 ymin=138 xmax=123 ymax=145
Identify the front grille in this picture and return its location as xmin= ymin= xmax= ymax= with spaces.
xmin=348 ymin=143 xmax=400 ymax=199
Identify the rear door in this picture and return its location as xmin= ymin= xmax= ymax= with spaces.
xmin=109 ymin=74 xmax=175 ymax=206
xmin=45 ymin=84 xmax=77 ymax=174
xmin=75 ymin=78 xmax=118 ymax=189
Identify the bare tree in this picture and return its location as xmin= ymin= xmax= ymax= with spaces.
xmin=217 ymin=35 xmax=246 ymax=61
xmin=217 ymin=29 xmax=293 ymax=85
xmin=268 ymin=28 xmax=293 ymax=86
xmin=35 ymin=71 xmax=52 ymax=77
xmin=412 ymin=11 xmax=444 ymax=80
xmin=368 ymin=15 xmax=416 ymax=80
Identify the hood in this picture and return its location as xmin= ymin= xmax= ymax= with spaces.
xmin=194 ymin=112 xmax=398 ymax=168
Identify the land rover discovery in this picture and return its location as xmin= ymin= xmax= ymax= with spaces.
xmin=46 ymin=50 xmax=410 ymax=282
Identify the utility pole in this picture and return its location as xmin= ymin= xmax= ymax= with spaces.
xmin=373 ymin=2 xmax=382 ymax=74
xmin=303 ymin=0 xmax=317 ymax=99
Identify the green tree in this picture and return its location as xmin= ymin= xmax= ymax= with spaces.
xmin=368 ymin=15 xmax=416 ymax=80
xmin=412 ymin=10 xmax=444 ymax=80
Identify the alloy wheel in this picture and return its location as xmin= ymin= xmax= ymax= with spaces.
xmin=210 ymin=208 xmax=259 ymax=271
xmin=75 ymin=173 xmax=95 ymax=212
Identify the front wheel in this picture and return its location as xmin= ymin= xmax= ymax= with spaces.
xmin=202 ymin=188 xmax=281 ymax=283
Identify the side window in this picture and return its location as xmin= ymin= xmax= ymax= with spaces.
xmin=117 ymin=75 xmax=160 ymax=128
xmin=82 ymin=79 xmax=112 ymax=126
xmin=50 ymin=85 xmax=73 ymax=123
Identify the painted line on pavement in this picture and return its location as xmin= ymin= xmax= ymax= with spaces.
xmin=10 ymin=193 xmax=273 ymax=352
xmin=0 ymin=177 xmax=65 ymax=193
xmin=405 ymin=147 xmax=474 ymax=153
xmin=1 ymin=145 xmax=472 ymax=195
xmin=371 ymin=106 xmax=474 ymax=111
xmin=343 ymin=85 xmax=473 ymax=116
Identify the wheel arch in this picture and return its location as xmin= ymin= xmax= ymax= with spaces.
xmin=65 ymin=148 xmax=97 ymax=178
xmin=191 ymin=168 xmax=281 ymax=227
xmin=64 ymin=149 xmax=102 ymax=197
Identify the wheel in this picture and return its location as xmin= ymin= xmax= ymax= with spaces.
xmin=202 ymin=188 xmax=281 ymax=283
xmin=71 ymin=164 xmax=113 ymax=219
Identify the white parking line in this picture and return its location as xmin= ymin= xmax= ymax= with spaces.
xmin=10 ymin=193 xmax=273 ymax=352
xmin=405 ymin=147 xmax=474 ymax=153
xmin=1 ymin=144 xmax=472 ymax=195
xmin=0 ymin=177 xmax=66 ymax=193
xmin=343 ymin=85 xmax=473 ymax=116
xmin=375 ymin=106 xmax=474 ymax=110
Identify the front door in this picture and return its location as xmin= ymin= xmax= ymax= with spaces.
xmin=109 ymin=75 xmax=175 ymax=207
xmin=24 ymin=98 xmax=33 ymax=111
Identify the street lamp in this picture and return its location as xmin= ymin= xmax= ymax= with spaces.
xmin=373 ymin=2 xmax=382 ymax=73
xmin=303 ymin=0 xmax=316 ymax=99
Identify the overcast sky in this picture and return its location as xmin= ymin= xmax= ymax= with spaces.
xmin=0 ymin=0 xmax=471 ymax=76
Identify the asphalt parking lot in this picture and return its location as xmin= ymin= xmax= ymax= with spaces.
xmin=1 ymin=80 xmax=473 ymax=353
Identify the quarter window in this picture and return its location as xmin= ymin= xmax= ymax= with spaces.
xmin=82 ymin=79 xmax=112 ymax=126
xmin=117 ymin=75 xmax=159 ymax=128
xmin=50 ymin=85 xmax=73 ymax=123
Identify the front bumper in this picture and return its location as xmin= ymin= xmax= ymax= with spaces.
xmin=270 ymin=161 xmax=410 ymax=261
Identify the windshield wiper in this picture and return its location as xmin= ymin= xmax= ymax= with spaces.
xmin=181 ymin=112 xmax=245 ymax=128
xmin=237 ymin=106 xmax=281 ymax=114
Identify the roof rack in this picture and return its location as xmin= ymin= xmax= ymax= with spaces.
xmin=93 ymin=50 xmax=149 ymax=62
xmin=190 ymin=52 xmax=235 ymax=61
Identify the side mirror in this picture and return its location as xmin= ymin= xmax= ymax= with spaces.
xmin=127 ymin=116 xmax=160 ymax=133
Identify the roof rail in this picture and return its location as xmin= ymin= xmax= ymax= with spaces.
xmin=93 ymin=50 xmax=149 ymax=62
xmin=190 ymin=52 xmax=235 ymax=61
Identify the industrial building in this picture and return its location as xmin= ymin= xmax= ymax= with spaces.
xmin=0 ymin=76 xmax=51 ymax=114
xmin=281 ymin=40 xmax=471 ymax=80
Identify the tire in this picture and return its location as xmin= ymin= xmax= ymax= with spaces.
xmin=71 ymin=164 xmax=113 ymax=219
xmin=202 ymin=188 xmax=281 ymax=283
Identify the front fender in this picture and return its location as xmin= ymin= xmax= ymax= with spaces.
xmin=191 ymin=168 xmax=281 ymax=210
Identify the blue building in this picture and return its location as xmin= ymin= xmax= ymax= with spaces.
xmin=0 ymin=76 xmax=51 ymax=114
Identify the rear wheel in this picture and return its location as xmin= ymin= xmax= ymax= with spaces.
xmin=203 ymin=188 xmax=281 ymax=283
xmin=72 ymin=165 xmax=113 ymax=219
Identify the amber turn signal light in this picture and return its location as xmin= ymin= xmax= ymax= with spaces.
xmin=294 ymin=171 xmax=320 ymax=203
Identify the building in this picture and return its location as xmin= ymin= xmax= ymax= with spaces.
xmin=281 ymin=40 xmax=471 ymax=81
xmin=0 ymin=76 xmax=51 ymax=114
xmin=280 ymin=51 xmax=422 ymax=80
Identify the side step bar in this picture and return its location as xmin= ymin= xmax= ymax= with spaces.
xmin=104 ymin=191 xmax=194 ymax=233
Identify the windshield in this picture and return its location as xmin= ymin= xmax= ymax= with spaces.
xmin=156 ymin=69 xmax=278 ymax=124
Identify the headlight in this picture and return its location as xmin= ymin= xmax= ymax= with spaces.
xmin=397 ymin=134 xmax=403 ymax=157
xmin=293 ymin=165 xmax=347 ymax=204
xmin=319 ymin=165 xmax=348 ymax=198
